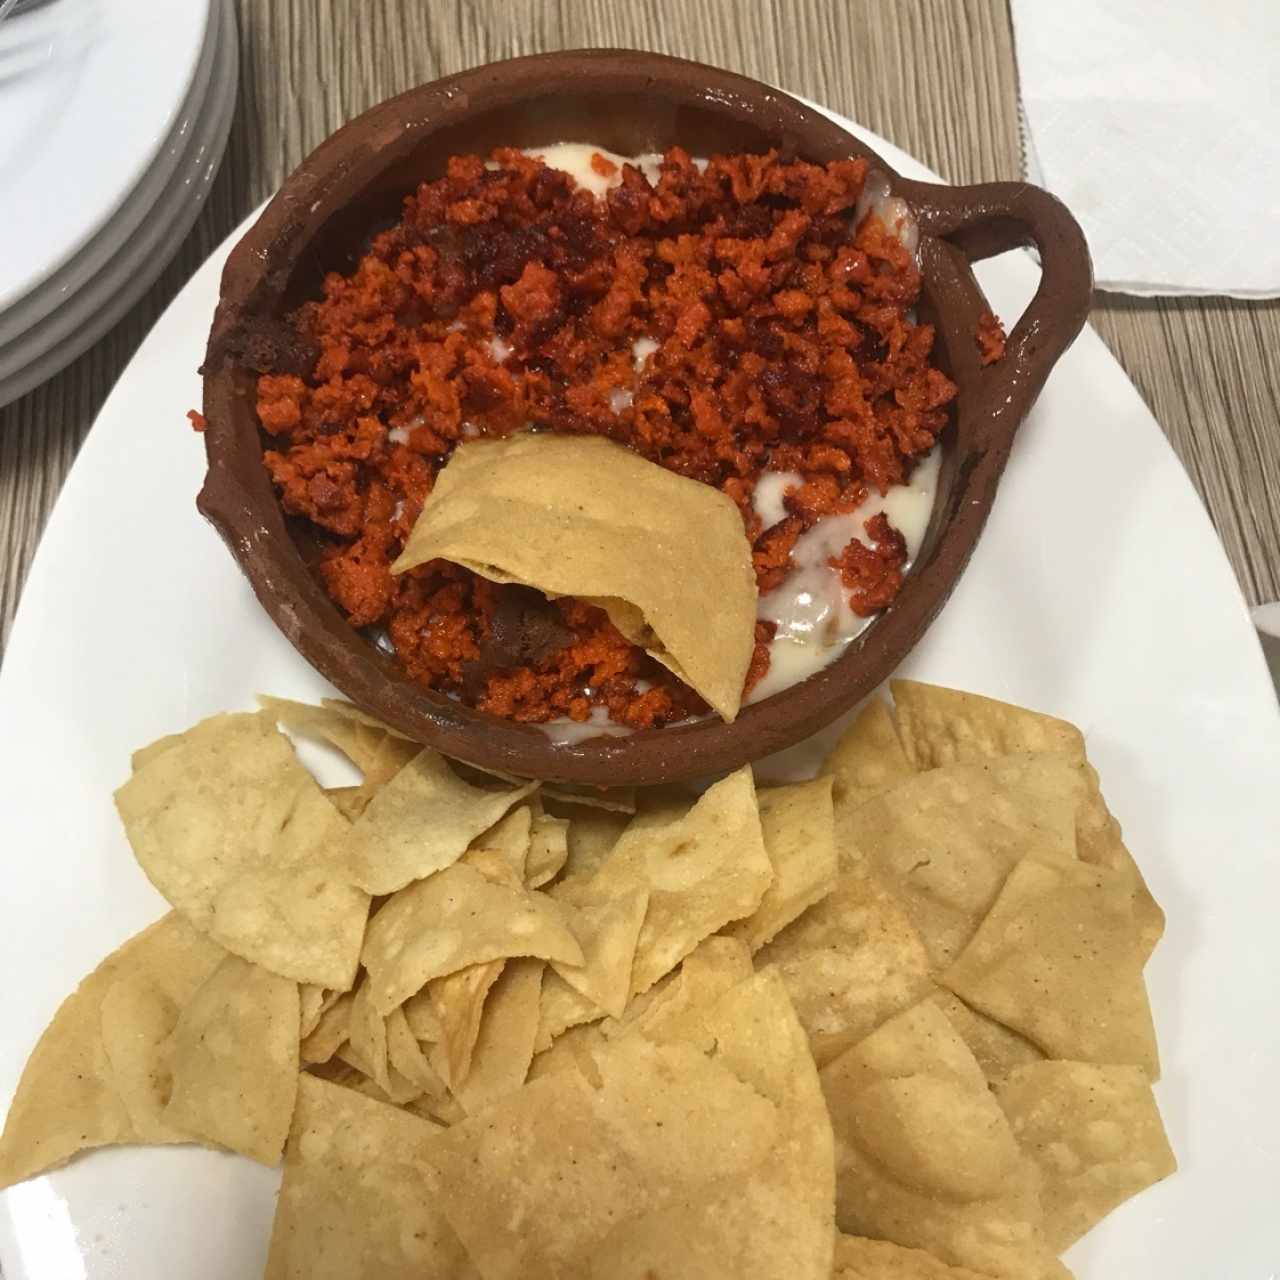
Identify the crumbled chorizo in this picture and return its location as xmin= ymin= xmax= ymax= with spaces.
xmin=251 ymin=148 xmax=955 ymax=725
xmin=976 ymin=310 xmax=1007 ymax=365
xmin=832 ymin=512 xmax=908 ymax=616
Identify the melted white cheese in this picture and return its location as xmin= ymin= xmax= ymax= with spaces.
xmin=753 ymin=470 xmax=803 ymax=532
xmin=522 ymin=144 xmax=664 ymax=196
xmin=748 ymin=447 xmax=940 ymax=703
xmin=539 ymin=706 xmax=634 ymax=744
xmin=632 ymin=336 xmax=659 ymax=370
xmin=854 ymin=169 xmax=919 ymax=254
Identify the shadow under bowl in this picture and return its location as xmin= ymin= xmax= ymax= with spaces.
xmin=198 ymin=49 xmax=1092 ymax=787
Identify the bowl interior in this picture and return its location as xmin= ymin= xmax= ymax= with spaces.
xmin=203 ymin=53 xmax=1009 ymax=786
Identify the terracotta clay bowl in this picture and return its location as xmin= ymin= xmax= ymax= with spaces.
xmin=199 ymin=49 xmax=1092 ymax=787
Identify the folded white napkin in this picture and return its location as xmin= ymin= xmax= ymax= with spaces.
xmin=1011 ymin=0 xmax=1280 ymax=298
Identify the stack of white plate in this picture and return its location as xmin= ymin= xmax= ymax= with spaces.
xmin=0 ymin=0 xmax=236 ymax=408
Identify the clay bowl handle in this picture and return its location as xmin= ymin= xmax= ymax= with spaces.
xmin=900 ymin=178 xmax=1093 ymax=454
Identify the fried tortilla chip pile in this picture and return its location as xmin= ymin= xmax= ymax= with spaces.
xmin=0 ymin=682 xmax=1175 ymax=1278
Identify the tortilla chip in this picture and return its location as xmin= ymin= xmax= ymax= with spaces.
xmin=465 ymin=804 xmax=533 ymax=880
xmin=300 ymin=991 xmax=353 ymax=1065
xmin=832 ymin=1234 xmax=996 ymax=1279
xmin=385 ymin=1007 xmax=449 ymax=1099
xmin=361 ymin=862 xmax=582 ymax=1014
xmin=361 ymin=732 xmax=425 ymax=789
xmin=526 ymin=1021 xmax=609 ymax=1086
xmin=0 ymin=914 xmax=223 ymax=1188
xmin=860 ymin=687 xmax=1162 ymax=963
xmin=333 ymin=1056 xmax=425 ymax=1108
xmin=259 ymin=696 xmax=389 ymax=773
xmin=960 ymin=752 xmax=1164 ymax=960
xmin=820 ymin=1002 xmax=1061 ymax=1279
xmin=95 ymin=918 xmax=230 ymax=1144
xmin=683 ymin=935 xmax=756 ymax=980
xmin=299 ymin=984 xmax=331 ymax=1039
xmin=334 ymin=981 xmax=427 ymax=1106
xmin=335 ymin=1046 xmax=423 ymax=1108
xmin=588 ymin=968 xmax=835 ymax=1280
xmin=620 ymin=936 xmax=756 ymax=1045
xmin=527 ymin=935 xmax=755 ymax=1081
xmin=163 ymin=954 xmax=300 ymax=1164
xmin=843 ymin=763 xmax=1079 ymax=968
xmin=114 ymin=713 xmax=370 ymax=988
xmin=427 ymin=960 xmax=506 ymax=1088
xmin=724 ymin=779 xmax=837 ymax=951
xmin=341 ymin=738 xmax=429 ymax=818
xmin=324 ymin=786 xmax=368 ymax=821
xmin=457 ymin=847 xmax=524 ymax=891
xmin=423 ymin=1035 xmax=778 ymax=1279
xmin=318 ymin=698 xmax=414 ymax=740
xmin=757 ymin=872 xmax=933 ymax=1066
xmin=544 ymin=784 xmax=636 ymax=813
xmin=534 ymin=969 xmax=603 ymax=1051
xmin=344 ymin=977 xmax=395 ymax=1097
xmin=994 ymin=1060 xmax=1176 ymax=1250
xmin=130 ymin=733 xmax=184 ymax=772
xmin=967 ymin=751 xmax=1091 ymax=818
xmin=391 ymin=433 xmax=758 ymax=721
xmin=549 ymin=806 xmax=632 ymax=898
xmin=526 ymin=813 xmax=570 ymax=888
xmin=925 ymin=991 xmax=1044 ymax=1081
xmin=277 ymin=701 xmax=422 ymax=808
xmin=452 ymin=959 xmax=545 ymax=1115
xmin=823 ymin=698 xmax=916 ymax=810
xmin=550 ymin=883 xmax=649 ymax=1018
xmin=891 ymin=680 xmax=1085 ymax=769
xmin=305 ymin=1057 xmax=360 ymax=1086
xmin=1072 ymin=765 xmax=1164 ymax=961
xmin=265 ymin=1075 xmax=478 ymax=1279
xmin=940 ymin=855 xmax=1159 ymax=1077
xmin=402 ymin=989 xmax=444 ymax=1043
xmin=337 ymin=747 xmax=537 ymax=895
xmin=583 ymin=767 xmax=772 ymax=995
xmin=417 ymin=1097 xmax=472 ymax=1129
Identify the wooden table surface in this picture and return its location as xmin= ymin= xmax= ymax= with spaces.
xmin=2 ymin=0 xmax=1278 ymax=656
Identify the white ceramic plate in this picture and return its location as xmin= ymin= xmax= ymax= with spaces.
xmin=0 ymin=0 xmax=221 ymax=346
xmin=0 ymin=0 xmax=210 ymax=313
xmin=0 ymin=0 xmax=237 ymax=408
xmin=0 ymin=115 xmax=1277 ymax=1280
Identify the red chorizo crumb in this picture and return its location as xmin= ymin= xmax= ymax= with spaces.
xmin=187 ymin=409 xmax=208 ymax=432
xmin=976 ymin=310 xmax=1007 ymax=365
xmin=253 ymin=148 xmax=955 ymax=726
xmin=753 ymin=517 xmax=804 ymax=593
xmin=832 ymin=512 xmax=908 ymax=616
xmin=743 ymin=621 xmax=777 ymax=695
